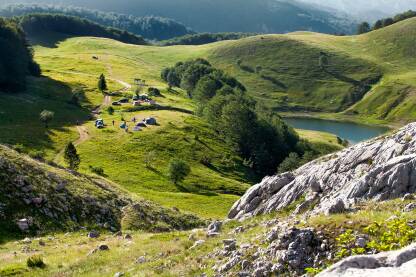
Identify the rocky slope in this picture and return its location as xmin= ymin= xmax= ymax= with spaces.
xmin=229 ymin=122 xmax=416 ymax=219
xmin=0 ymin=145 xmax=203 ymax=235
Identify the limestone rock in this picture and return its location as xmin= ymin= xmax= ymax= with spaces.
xmin=318 ymin=243 xmax=416 ymax=277
xmin=229 ymin=123 xmax=416 ymax=219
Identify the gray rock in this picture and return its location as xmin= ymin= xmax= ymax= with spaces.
xmin=324 ymin=198 xmax=346 ymax=215
xmin=98 ymin=244 xmax=109 ymax=251
xmin=403 ymin=202 xmax=416 ymax=212
xmin=136 ymin=256 xmax=146 ymax=264
xmin=356 ymin=237 xmax=367 ymax=248
xmin=228 ymin=123 xmax=416 ymax=219
xmin=190 ymin=240 xmax=205 ymax=250
xmin=219 ymin=255 xmax=241 ymax=273
xmin=402 ymin=193 xmax=414 ymax=201
xmin=17 ymin=218 xmax=30 ymax=231
xmin=318 ymin=243 xmax=416 ymax=277
xmin=114 ymin=272 xmax=124 ymax=277
xmin=87 ymin=231 xmax=100 ymax=238
xmin=207 ymin=220 xmax=222 ymax=236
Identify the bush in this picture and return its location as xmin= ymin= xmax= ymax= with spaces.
xmin=27 ymin=255 xmax=45 ymax=268
xmin=107 ymin=106 xmax=114 ymax=115
xmin=199 ymin=155 xmax=212 ymax=166
xmin=168 ymin=159 xmax=191 ymax=184
xmin=277 ymin=152 xmax=301 ymax=173
xmin=148 ymin=87 xmax=161 ymax=97
xmin=89 ymin=165 xmax=105 ymax=176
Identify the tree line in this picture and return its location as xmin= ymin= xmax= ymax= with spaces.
xmin=18 ymin=14 xmax=147 ymax=45
xmin=160 ymin=32 xmax=256 ymax=46
xmin=357 ymin=10 xmax=416 ymax=34
xmin=161 ymin=59 xmax=317 ymax=176
xmin=0 ymin=4 xmax=193 ymax=40
xmin=0 ymin=18 xmax=40 ymax=92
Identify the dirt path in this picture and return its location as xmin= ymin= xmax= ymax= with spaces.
xmin=74 ymin=126 xmax=90 ymax=146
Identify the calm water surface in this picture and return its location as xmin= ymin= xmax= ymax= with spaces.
xmin=284 ymin=117 xmax=389 ymax=144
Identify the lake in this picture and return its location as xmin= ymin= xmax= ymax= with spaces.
xmin=284 ymin=117 xmax=389 ymax=144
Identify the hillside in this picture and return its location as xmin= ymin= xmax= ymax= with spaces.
xmin=204 ymin=17 xmax=416 ymax=125
xmin=0 ymin=144 xmax=203 ymax=240
xmin=11 ymin=0 xmax=356 ymax=34
xmin=0 ymin=4 xmax=193 ymax=40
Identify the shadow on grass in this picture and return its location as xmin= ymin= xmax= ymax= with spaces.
xmin=0 ymin=76 xmax=92 ymax=157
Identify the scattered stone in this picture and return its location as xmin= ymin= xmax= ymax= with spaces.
xmin=234 ymin=226 xmax=244 ymax=233
xmin=98 ymin=244 xmax=109 ymax=251
xmin=219 ymin=255 xmax=241 ymax=273
xmin=21 ymin=237 xmax=32 ymax=244
xmin=38 ymin=240 xmax=46 ymax=246
xmin=17 ymin=218 xmax=30 ymax=231
xmin=207 ymin=220 xmax=222 ymax=237
xmin=241 ymin=260 xmax=250 ymax=270
xmin=190 ymin=240 xmax=205 ymax=250
xmin=403 ymin=202 xmax=416 ymax=212
xmin=87 ymin=231 xmax=100 ymax=238
xmin=402 ymin=193 xmax=414 ymax=201
xmin=114 ymin=272 xmax=124 ymax=277
xmin=136 ymin=256 xmax=146 ymax=264
xmin=124 ymin=234 xmax=132 ymax=240
xmin=356 ymin=237 xmax=367 ymax=248
xmin=223 ymin=239 xmax=237 ymax=251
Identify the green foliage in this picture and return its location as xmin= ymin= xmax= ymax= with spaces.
xmin=357 ymin=22 xmax=370 ymax=34
xmin=0 ymin=4 xmax=192 ymax=40
xmin=19 ymin=13 xmax=147 ymax=45
xmin=143 ymin=151 xmax=157 ymax=168
xmin=305 ymin=266 xmax=324 ymax=275
xmin=98 ymin=74 xmax=107 ymax=92
xmin=64 ymin=142 xmax=80 ymax=170
xmin=168 ymin=159 xmax=191 ymax=184
xmin=0 ymin=18 xmax=40 ymax=92
xmin=107 ymin=106 xmax=114 ymax=115
xmin=89 ymin=165 xmax=105 ymax=176
xmin=39 ymin=110 xmax=54 ymax=128
xmin=161 ymin=32 xmax=256 ymax=46
xmin=277 ymin=152 xmax=301 ymax=173
xmin=26 ymin=255 xmax=45 ymax=268
xmin=334 ymin=218 xmax=416 ymax=263
xmin=148 ymin=87 xmax=161 ymax=97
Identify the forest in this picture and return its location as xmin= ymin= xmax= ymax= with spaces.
xmin=0 ymin=17 xmax=40 ymax=92
xmin=18 ymin=14 xmax=147 ymax=45
xmin=0 ymin=4 xmax=193 ymax=40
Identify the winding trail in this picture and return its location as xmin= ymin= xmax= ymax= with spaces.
xmin=52 ymin=66 xmax=132 ymax=164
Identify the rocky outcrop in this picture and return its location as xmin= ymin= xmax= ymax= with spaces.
xmin=318 ymin=243 xmax=416 ymax=277
xmin=229 ymin=123 xmax=416 ymax=219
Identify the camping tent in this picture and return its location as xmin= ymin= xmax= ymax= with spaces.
xmin=145 ymin=117 xmax=157 ymax=125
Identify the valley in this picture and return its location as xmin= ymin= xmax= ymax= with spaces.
xmin=1 ymin=10 xmax=416 ymax=277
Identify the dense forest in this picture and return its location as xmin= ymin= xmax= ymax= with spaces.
xmin=161 ymin=59 xmax=316 ymax=176
xmin=0 ymin=4 xmax=193 ymax=40
xmin=160 ymin=33 xmax=256 ymax=46
xmin=18 ymin=14 xmax=147 ymax=45
xmin=0 ymin=18 xmax=40 ymax=92
xmin=7 ymin=0 xmax=355 ymax=34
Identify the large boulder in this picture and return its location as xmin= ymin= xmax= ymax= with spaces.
xmin=318 ymin=243 xmax=416 ymax=277
xmin=229 ymin=123 xmax=416 ymax=219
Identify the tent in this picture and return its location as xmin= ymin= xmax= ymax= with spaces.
xmin=145 ymin=117 xmax=157 ymax=125
xmin=136 ymin=122 xmax=147 ymax=127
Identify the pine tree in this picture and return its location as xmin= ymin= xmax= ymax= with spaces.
xmin=64 ymin=142 xmax=80 ymax=170
xmin=98 ymin=74 xmax=107 ymax=92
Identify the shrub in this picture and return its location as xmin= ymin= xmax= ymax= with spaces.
xmin=148 ymin=87 xmax=161 ymax=97
xmin=277 ymin=152 xmax=301 ymax=173
xmin=89 ymin=165 xmax=105 ymax=176
xmin=27 ymin=255 xmax=45 ymax=268
xmin=168 ymin=159 xmax=191 ymax=184
xmin=199 ymin=155 xmax=212 ymax=166
xmin=107 ymin=106 xmax=114 ymax=115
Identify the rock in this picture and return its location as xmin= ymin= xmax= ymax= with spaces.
xmin=223 ymin=239 xmax=237 ymax=251
xmin=136 ymin=256 xmax=146 ymax=264
xmin=114 ymin=272 xmax=124 ymax=277
xmin=219 ymin=255 xmax=241 ymax=273
xmin=97 ymin=244 xmax=109 ymax=251
xmin=22 ymin=237 xmax=32 ymax=244
xmin=124 ymin=234 xmax=132 ymax=240
xmin=87 ymin=231 xmax=100 ymax=238
xmin=324 ymin=198 xmax=346 ymax=215
xmin=228 ymin=123 xmax=416 ymax=219
xmin=318 ymin=243 xmax=416 ymax=277
xmin=241 ymin=260 xmax=250 ymax=270
xmin=207 ymin=220 xmax=222 ymax=236
xmin=188 ymin=233 xmax=195 ymax=241
xmin=402 ymin=193 xmax=414 ymax=201
xmin=234 ymin=226 xmax=244 ymax=233
xmin=403 ymin=202 xmax=416 ymax=212
xmin=190 ymin=240 xmax=205 ymax=250
xmin=38 ymin=240 xmax=46 ymax=246
xmin=17 ymin=218 xmax=30 ymax=231
xmin=356 ymin=237 xmax=367 ymax=248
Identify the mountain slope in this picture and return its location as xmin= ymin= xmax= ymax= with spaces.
xmin=11 ymin=0 xmax=355 ymax=34
xmin=0 ymin=144 xmax=203 ymax=239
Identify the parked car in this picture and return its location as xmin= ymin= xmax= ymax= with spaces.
xmin=112 ymin=101 xmax=121 ymax=106
xmin=119 ymin=98 xmax=129 ymax=103
xmin=95 ymin=119 xmax=104 ymax=129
